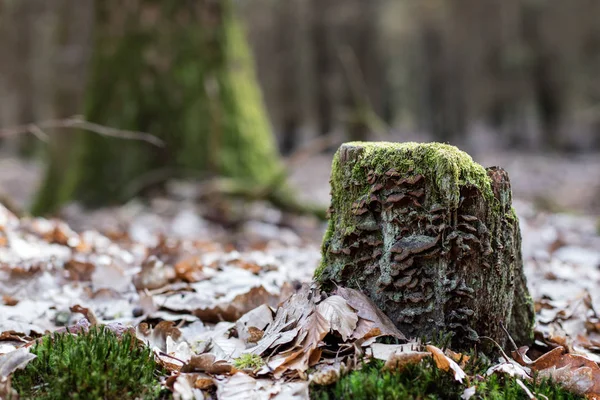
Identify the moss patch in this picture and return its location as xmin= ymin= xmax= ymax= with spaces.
xmin=233 ymin=353 xmax=265 ymax=369
xmin=310 ymin=357 xmax=582 ymax=400
xmin=12 ymin=327 xmax=164 ymax=400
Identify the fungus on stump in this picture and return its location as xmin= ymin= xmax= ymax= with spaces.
xmin=315 ymin=142 xmax=534 ymax=350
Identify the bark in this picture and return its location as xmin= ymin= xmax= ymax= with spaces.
xmin=33 ymin=0 xmax=284 ymax=214
xmin=315 ymin=142 xmax=534 ymax=351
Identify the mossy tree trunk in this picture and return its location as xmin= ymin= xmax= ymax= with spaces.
xmin=315 ymin=142 xmax=534 ymax=351
xmin=33 ymin=0 xmax=284 ymax=214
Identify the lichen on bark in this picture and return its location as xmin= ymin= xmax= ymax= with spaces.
xmin=315 ymin=142 xmax=534 ymax=350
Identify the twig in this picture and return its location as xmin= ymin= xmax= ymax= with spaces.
xmin=515 ymin=378 xmax=535 ymax=399
xmin=500 ymin=321 xmax=519 ymax=352
xmin=479 ymin=336 xmax=512 ymax=363
xmin=0 ymin=115 xmax=164 ymax=147
xmin=28 ymin=124 xmax=50 ymax=142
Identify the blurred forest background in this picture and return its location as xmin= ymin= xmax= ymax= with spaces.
xmin=1 ymin=0 xmax=600 ymax=217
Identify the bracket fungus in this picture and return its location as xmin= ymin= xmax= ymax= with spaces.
xmin=315 ymin=142 xmax=534 ymax=350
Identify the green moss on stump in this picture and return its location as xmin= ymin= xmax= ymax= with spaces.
xmin=12 ymin=327 xmax=163 ymax=400
xmin=316 ymin=142 xmax=534 ymax=351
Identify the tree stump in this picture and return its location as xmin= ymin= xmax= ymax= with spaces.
xmin=315 ymin=142 xmax=534 ymax=350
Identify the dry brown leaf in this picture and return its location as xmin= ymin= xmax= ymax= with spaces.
xmin=274 ymin=311 xmax=330 ymax=376
xmin=171 ymin=373 xmax=205 ymax=399
xmin=136 ymin=321 xmax=182 ymax=352
xmin=514 ymin=345 xmax=600 ymax=397
xmin=1 ymin=296 xmax=17 ymax=307
xmin=335 ymin=287 xmax=406 ymax=340
xmin=539 ymin=365 xmax=595 ymax=396
xmin=426 ymin=345 xmax=466 ymax=383
xmin=316 ymin=295 xmax=358 ymax=341
xmin=369 ymin=342 xmax=422 ymax=361
xmin=217 ymin=372 xmax=260 ymax=400
xmin=384 ymin=351 xmax=430 ymax=372
xmin=181 ymin=353 xmax=236 ymax=375
xmin=216 ymin=372 xmax=309 ymax=400
xmin=351 ymin=319 xmax=381 ymax=341
xmin=194 ymin=286 xmax=280 ymax=322
xmin=302 ymin=310 xmax=330 ymax=350
xmin=193 ymin=373 xmax=215 ymax=390
xmin=0 ymin=347 xmax=36 ymax=378
xmin=0 ymin=376 xmax=17 ymax=400
xmin=236 ymin=304 xmax=273 ymax=345
xmin=70 ymin=304 xmax=98 ymax=325
xmin=486 ymin=361 xmax=531 ymax=380
xmin=133 ymin=256 xmax=175 ymax=290
xmin=174 ymin=255 xmax=206 ymax=283
xmin=445 ymin=348 xmax=470 ymax=368
xmin=229 ymin=259 xmax=262 ymax=274
xmin=64 ymin=258 xmax=95 ymax=281
xmin=309 ymin=363 xmax=344 ymax=386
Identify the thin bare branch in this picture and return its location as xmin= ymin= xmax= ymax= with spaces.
xmin=0 ymin=115 xmax=164 ymax=147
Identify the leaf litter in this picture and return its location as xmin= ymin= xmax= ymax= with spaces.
xmin=2 ymin=199 xmax=600 ymax=398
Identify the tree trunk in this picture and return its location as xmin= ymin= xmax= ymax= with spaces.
xmin=33 ymin=0 xmax=284 ymax=214
xmin=31 ymin=0 xmax=94 ymax=215
xmin=315 ymin=142 xmax=534 ymax=351
xmin=275 ymin=0 xmax=301 ymax=155
xmin=0 ymin=0 xmax=36 ymax=153
xmin=310 ymin=0 xmax=334 ymax=139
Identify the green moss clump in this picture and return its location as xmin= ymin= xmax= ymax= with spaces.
xmin=310 ymin=358 xmax=582 ymax=400
xmin=12 ymin=327 xmax=164 ymax=400
xmin=233 ymin=353 xmax=265 ymax=369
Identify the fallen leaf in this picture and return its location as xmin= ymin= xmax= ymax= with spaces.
xmin=539 ymin=365 xmax=595 ymax=396
xmin=236 ymin=304 xmax=273 ymax=345
xmin=335 ymin=287 xmax=406 ymax=340
xmin=216 ymin=373 xmax=259 ymax=400
xmin=1 ymin=296 xmax=17 ymax=307
xmin=384 ymin=351 xmax=431 ymax=372
xmin=0 ymin=347 xmax=36 ymax=377
xmin=486 ymin=361 xmax=530 ymax=380
xmin=316 ymin=295 xmax=358 ymax=341
xmin=426 ymin=345 xmax=466 ymax=383
xmin=216 ymin=372 xmax=309 ymax=400
xmin=136 ymin=321 xmax=182 ymax=352
xmin=309 ymin=363 xmax=344 ymax=386
xmin=181 ymin=353 xmax=235 ymax=375
xmin=445 ymin=348 xmax=470 ymax=368
xmin=461 ymin=386 xmax=476 ymax=399
xmin=172 ymin=373 xmax=205 ymax=400
xmin=70 ymin=304 xmax=98 ymax=325
xmin=369 ymin=342 xmax=421 ymax=361
xmin=514 ymin=345 xmax=600 ymax=397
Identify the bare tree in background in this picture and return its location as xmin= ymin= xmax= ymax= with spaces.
xmin=310 ymin=0 xmax=335 ymax=139
xmin=0 ymin=0 xmax=35 ymax=153
xmin=275 ymin=0 xmax=302 ymax=155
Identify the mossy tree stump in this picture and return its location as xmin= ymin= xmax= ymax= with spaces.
xmin=315 ymin=142 xmax=534 ymax=350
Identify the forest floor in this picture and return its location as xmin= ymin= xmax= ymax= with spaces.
xmin=1 ymin=149 xmax=600 ymax=398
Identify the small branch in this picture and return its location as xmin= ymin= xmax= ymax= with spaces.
xmin=0 ymin=115 xmax=164 ymax=147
